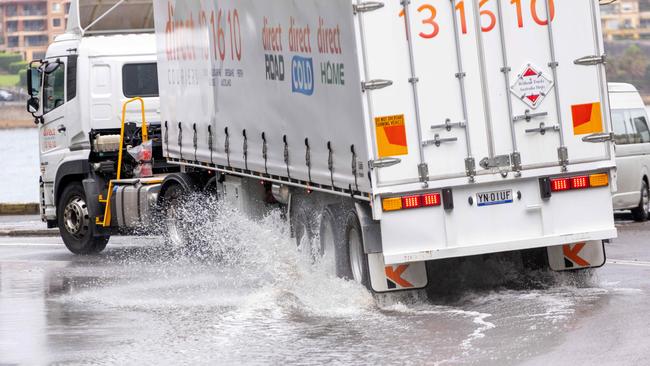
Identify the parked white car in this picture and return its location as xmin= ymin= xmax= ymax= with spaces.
xmin=610 ymin=83 xmax=650 ymax=221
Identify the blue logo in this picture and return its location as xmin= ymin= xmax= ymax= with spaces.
xmin=291 ymin=56 xmax=314 ymax=96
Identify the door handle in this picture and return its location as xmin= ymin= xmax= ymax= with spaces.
xmin=57 ymin=125 xmax=66 ymax=133
xmin=582 ymin=132 xmax=613 ymax=143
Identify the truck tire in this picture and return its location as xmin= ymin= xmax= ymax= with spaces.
xmin=290 ymin=195 xmax=317 ymax=250
xmin=319 ymin=205 xmax=371 ymax=287
xmin=57 ymin=182 xmax=109 ymax=255
xmin=631 ymin=180 xmax=650 ymax=222
xmin=162 ymin=184 xmax=192 ymax=247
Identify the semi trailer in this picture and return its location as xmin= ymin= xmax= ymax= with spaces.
xmin=27 ymin=0 xmax=617 ymax=292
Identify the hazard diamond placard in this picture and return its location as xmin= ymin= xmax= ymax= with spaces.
xmin=510 ymin=64 xmax=554 ymax=109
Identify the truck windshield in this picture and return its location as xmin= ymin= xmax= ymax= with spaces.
xmin=122 ymin=63 xmax=159 ymax=98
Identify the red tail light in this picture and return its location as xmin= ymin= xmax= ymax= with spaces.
xmin=551 ymin=178 xmax=570 ymax=192
xmin=571 ymin=176 xmax=589 ymax=189
xmin=402 ymin=195 xmax=422 ymax=209
xmin=422 ymin=193 xmax=442 ymax=207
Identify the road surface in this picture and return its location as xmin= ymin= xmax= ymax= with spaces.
xmin=0 ymin=213 xmax=649 ymax=365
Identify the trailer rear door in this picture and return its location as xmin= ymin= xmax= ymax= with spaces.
xmin=358 ymin=0 xmax=612 ymax=187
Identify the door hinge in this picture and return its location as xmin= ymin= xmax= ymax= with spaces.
xmin=574 ymin=54 xmax=606 ymax=66
xmin=558 ymin=146 xmax=569 ymax=170
xmin=368 ymin=157 xmax=401 ymax=169
xmin=418 ymin=163 xmax=429 ymax=183
xmin=353 ymin=2 xmax=385 ymax=14
xmin=511 ymin=152 xmax=522 ymax=172
xmin=362 ymin=79 xmax=393 ymax=92
xmin=465 ymin=157 xmax=476 ymax=179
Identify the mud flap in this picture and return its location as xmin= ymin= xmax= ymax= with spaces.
xmin=368 ymin=253 xmax=428 ymax=293
xmin=547 ymin=241 xmax=606 ymax=271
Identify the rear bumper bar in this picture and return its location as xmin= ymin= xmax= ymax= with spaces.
xmin=383 ymin=228 xmax=617 ymax=265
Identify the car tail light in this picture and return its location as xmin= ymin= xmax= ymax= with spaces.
xmin=382 ymin=197 xmax=402 ymax=212
xmin=571 ymin=176 xmax=589 ymax=190
xmin=589 ymin=173 xmax=609 ymax=188
xmin=422 ymin=193 xmax=442 ymax=207
xmin=551 ymin=178 xmax=570 ymax=192
xmin=402 ymin=195 xmax=422 ymax=209
xmin=382 ymin=192 xmax=443 ymax=212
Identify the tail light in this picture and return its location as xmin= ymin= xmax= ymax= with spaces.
xmin=383 ymin=192 xmax=442 ymax=212
xmin=551 ymin=178 xmax=570 ymax=192
xmin=546 ymin=173 xmax=609 ymax=195
xmin=571 ymin=176 xmax=589 ymax=190
xmin=402 ymin=195 xmax=422 ymax=209
xmin=589 ymin=173 xmax=609 ymax=187
xmin=423 ymin=193 xmax=441 ymax=207
xmin=382 ymin=197 xmax=402 ymax=212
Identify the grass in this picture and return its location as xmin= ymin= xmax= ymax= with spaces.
xmin=0 ymin=74 xmax=19 ymax=87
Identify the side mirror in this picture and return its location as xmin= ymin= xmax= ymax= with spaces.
xmin=26 ymin=68 xmax=42 ymax=97
xmin=43 ymin=62 xmax=61 ymax=74
xmin=27 ymin=97 xmax=39 ymax=115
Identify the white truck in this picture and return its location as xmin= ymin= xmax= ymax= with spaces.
xmin=27 ymin=0 xmax=617 ymax=293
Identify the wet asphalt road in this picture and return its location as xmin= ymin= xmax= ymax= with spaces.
xmin=1 ymin=213 xmax=649 ymax=366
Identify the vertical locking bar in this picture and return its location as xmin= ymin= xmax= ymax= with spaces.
xmin=401 ymin=0 xmax=429 ymax=185
xmin=588 ymin=0 xmax=613 ymax=160
xmin=495 ymin=0 xmax=521 ymax=175
xmin=543 ymin=0 xmax=568 ymax=170
xmin=449 ymin=0 xmax=476 ymax=181
xmin=471 ymin=0 xmax=496 ymax=159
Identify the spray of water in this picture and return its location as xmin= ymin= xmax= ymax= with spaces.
xmin=49 ymin=192 xmax=624 ymax=365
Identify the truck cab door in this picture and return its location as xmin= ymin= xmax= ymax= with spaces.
xmin=39 ymin=59 xmax=69 ymax=186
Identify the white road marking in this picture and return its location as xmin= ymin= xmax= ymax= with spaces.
xmin=608 ymin=259 xmax=650 ymax=268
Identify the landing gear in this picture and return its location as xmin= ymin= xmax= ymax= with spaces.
xmin=58 ymin=182 xmax=109 ymax=255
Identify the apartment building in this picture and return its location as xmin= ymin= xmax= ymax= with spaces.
xmin=0 ymin=0 xmax=69 ymax=60
xmin=602 ymin=0 xmax=650 ymax=41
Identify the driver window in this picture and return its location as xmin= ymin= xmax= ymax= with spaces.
xmin=43 ymin=64 xmax=65 ymax=114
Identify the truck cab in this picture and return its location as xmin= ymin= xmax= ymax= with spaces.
xmin=26 ymin=0 xmax=162 ymax=253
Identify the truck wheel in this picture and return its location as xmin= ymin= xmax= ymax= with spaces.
xmin=57 ymin=182 xmax=109 ymax=255
xmin=291 ymin=196 xmax=317 ymax=250
xmin=319 ymin=205 xmax=370 ymax=287
xmin=631 ymin=180 xmax=650 ymax=222
xmin=163 ymin=184 xmax=192 ymax=247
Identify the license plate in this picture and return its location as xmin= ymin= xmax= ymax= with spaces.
xmin=476 ymin=190 xmax=513 ymax=207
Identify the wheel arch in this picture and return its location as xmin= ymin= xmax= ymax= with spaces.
xmin=158 ymin=172 xmax=201 ymax=206
xmin=54 ymin=159 xmax=90 ymax=206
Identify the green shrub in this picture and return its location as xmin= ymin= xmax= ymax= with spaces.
xmin=9 ymin=61 xmax=29 ymax=74
xmin=0 ymin=53 xmax=23 ymax=72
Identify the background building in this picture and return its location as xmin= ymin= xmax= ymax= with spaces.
xmin=602 ymin=0 xmax=650 ymax=41
xmin=0 ymin=0 xmax=69 ymax=60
